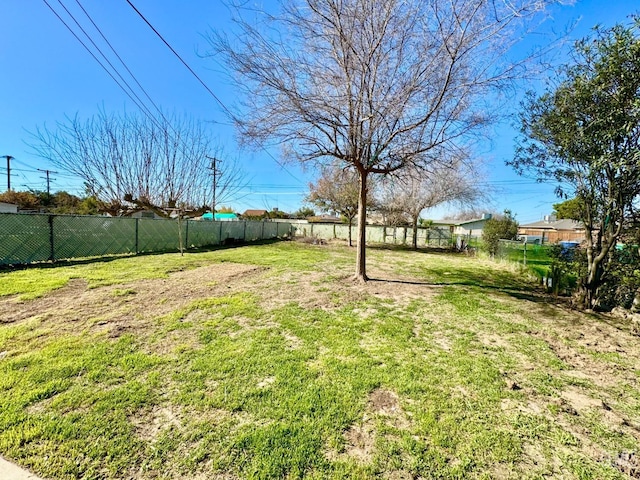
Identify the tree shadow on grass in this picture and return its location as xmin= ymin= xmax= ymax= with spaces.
xmin=367 ymin=277 xmax=435 ymax=287
xmin=367 ymin=243 xmax=459 ymax=255
xmin=367 ymin=273 xmax=566 ymax=315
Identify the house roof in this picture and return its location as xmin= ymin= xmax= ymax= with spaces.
xmin=431 ymin=216 xmax=490 ymax=226
xmin=308 ymin=215 xmax=343 ymax=223
xmin=519 ymin=218 xmax=584 ymax=231
xmin=202 ymin=212 xmax=237 ymax=220
xmin=243 ymin=209 xmax=268 ymax=217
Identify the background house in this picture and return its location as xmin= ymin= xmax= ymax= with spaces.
xmin=242 ymin=209 xmax=269 ymax=219
xmin=430 ymin=213 xmax=493 ymax=237
xmin=202 ymin=212 xmax=239 ymax=221
xmin=518 ymin=216 xmax=585 ymax=244
xmin=0 ymin=202 xmax=18 ymax=213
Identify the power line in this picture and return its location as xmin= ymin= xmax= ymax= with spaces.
xmin=123 ymin=0 xmax=304 ymax=185
xmin=11 ymin=158 xmax=40 ymax=170
xmin=42 ymin=0 xmax=165 ymax=130
xmin=52 ymin=0 xmax=166 ymax=128
xmin=72 ymin=0 xmax=171 ymax=127
xmin=124 ymin=0 xmax=232 ymax=121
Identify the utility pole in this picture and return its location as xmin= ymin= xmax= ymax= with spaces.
xmin=206 ymin=156 xmax=221 ymax=217
xmin=2 ymin=155 xmax=13 ymax=191
xmin=37 ymin=168 xmax=58 ymax=197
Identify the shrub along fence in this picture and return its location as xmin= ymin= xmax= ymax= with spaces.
xmin=0 ymin=213 xmax=293 ymax=266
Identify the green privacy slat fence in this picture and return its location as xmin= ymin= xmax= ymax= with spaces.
xmin=0 ymin=213 xmax=51 ymax=265
xmin=138 ymin=218 xmax=184 ymax=253
xmin=54 ymin=216 xmax=137 ymax=259
xmin=0 ymin=213 xmax=293 ymax=266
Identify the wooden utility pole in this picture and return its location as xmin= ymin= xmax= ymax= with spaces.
xmin=2 ymin=155 xmax=13 ymax=191
xmin=37 ymin=168 xmax=58 ymax=197
xmin=206 ymin=156 xmax=221 ymax=217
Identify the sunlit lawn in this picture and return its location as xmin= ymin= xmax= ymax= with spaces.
xmin=0 ymin=241 xmax=636 ymax=479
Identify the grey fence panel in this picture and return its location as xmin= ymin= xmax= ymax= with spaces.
xmin=422 ymin=228 xmax=451 ymax=246
xmin=185 ymin=220 xmax=220 ymax=248
xmin=333 ymin=224 xmax=347 ymax=240
xmin=138 ymin=218 xmax=183 ymax=252
xmin=245 ymin=222 xmax=263 ymax=242
xmin=220 ymin=221 xmax=245 ymax=241
xmin=263 ymin=222 xmax=278 ymax=239
xmin=53 ymin=215 xmax=136 ymax=260
xmin=280 ymin=222 xmax=293 ymax=237
xmin=0 ymin=213 xmax=51 ymax=265
xmin=310 ymin=224 xmax=334 ymax=239
xmin=365 ymin=225 xmax=385 ymax=243
xmin=0 ymin=214 xmax=293 ymax=266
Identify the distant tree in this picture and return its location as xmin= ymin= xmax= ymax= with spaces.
xmin=0 ymin=191 xmax=41 ymax=210
xmin=418 ymin=219 xmax=434 ymax=228
xmin=48 ymin=191 xmax=78 ymax=213
xmin=510 ymin=22 xmax=640 ymax=310
xmin=76 ymin=196 xmax=100 ymax=215
xmin=293 ymin=206 xmax=316 ymax=219
xmin=217 ymin=205 xmax=236 ymax=213
xmin=552 ymin=198 xmax=583 ymax=221
xmin=482 ymin=210 xmax=519 ymax=257
xmin=376 ymin=156 xmax=483 ymax=249
xmin=210 ymin=0 xmax=558 ymax=281
xmin=0 ymin=189 xmax=103 ymax=215
xmin=450 ymin=210 xmax=493 ymax=221
xmin=268 ymin=209 xmax=289 ymax=219
xmin=307 ymin=166 xmax=365 ymax=246
xmin=30 ymin=110 xmax=247 ymax=217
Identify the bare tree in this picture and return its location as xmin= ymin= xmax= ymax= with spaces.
xmin=30 ymin=111 xmax=247 ymax=216
xmin=378 ymin=158 xmax=483 ymax=249
xmin=210 ymin=0 xmax=560 ymax=280
xmin=307 ymin=165 xmax=369 ymax=246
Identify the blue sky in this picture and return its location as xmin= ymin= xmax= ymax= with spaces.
xmin=1 ymin=0 xmax=638 ymax=222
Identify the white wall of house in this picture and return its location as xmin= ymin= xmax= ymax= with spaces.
xmin=453 ymin=219 xmax=488 ymax=237
xmin=0 ymin=202 xmax=18 ymax=213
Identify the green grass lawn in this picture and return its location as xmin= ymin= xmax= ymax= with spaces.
xmin=0 ymin=241 xmax=637 ymax=479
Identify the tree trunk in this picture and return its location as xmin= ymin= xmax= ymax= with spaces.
xmin=412 ymin=216 xmax=419 ymax=250
xmin=354 ymin=170 xmax=368 ymax=281
xmin=579 ymin=258 xmax=605 ymax=310
xmin=578 ymin=228 xmax=615 ymax=310
xmin=348 ymin=217 xmax=353 ymax=247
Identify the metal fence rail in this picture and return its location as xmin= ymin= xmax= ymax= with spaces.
xmin=0 ymin=213 xmax=293 ymax=266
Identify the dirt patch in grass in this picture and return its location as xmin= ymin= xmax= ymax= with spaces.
xmin=131 ymin=405 xmax=183 ymax=441
xmin=327 ymin=388 xmax=411 ymax=465
xmin=0 ymin=263 xmax=264 ymax=339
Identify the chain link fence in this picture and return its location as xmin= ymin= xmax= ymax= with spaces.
xmin=495 ymin=239 xmax=553 ymax=277
xmin=0 ymin=213 xmax=293 ymax=266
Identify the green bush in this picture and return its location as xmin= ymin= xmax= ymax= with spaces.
xmin=482 ymin=211 xmax=518 ymax=257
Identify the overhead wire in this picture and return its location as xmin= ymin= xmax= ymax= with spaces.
xmin=39 ymin=0 xmax=305 ymax=199
xmin=41 ymin=0 xmax=161 ymax=129
xmin=72 ymin=0 xmax=171 ymax=128
xmin=123 ymin=0 xmax=304 ymax=184
xmin=44 ymin=0 xmax=165 ymax=131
